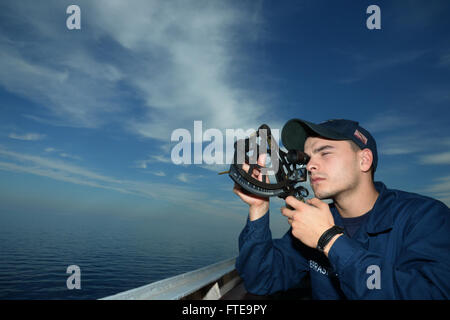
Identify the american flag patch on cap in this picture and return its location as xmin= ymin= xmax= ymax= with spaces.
xmin=354 ymin=129 xmax=368 ymax=145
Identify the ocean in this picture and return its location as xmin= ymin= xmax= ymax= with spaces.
xmin=0 ymin=209 xmax=242 ymax=300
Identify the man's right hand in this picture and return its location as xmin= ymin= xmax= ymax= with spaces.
xmin=232 ymin=153 xmax=270 ymax=221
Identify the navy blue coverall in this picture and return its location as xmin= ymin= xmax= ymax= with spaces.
xmin=236 ymin=182 xmax=450 ymax=299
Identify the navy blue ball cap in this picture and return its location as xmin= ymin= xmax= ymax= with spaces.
xmin=281 ymin=118 xmax=378 ymax=171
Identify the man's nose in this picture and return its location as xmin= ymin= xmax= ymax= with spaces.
xmin=306 ymin=158 xmax=317 ymax=172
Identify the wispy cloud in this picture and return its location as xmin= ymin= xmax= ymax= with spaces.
xmin=0 ymin=30 xmax=122 ymax=128
xmin=0 ymin=147 xmax=120 ymax=185
xmin=0 ymin=146 xmax=236 ymax=215
xmin=424 ymin=175 xmax=450 ymax=194
xmin=149 ymin=171 xmax=166 ymax=177
xmin=363 ymin=111 xmax=418 ymax=134
xmin=0 ymin=0 xmax=268 ymax=141
xmin=177 ymin=173 xmax=189 ymax=183
xmin=422 ymin=175 xmax=450 ymax=206
xmin=132 ymin=160 xmax=148 ymax=169
xmin=372 ymin=128 xmax=424 ymax=156
xmin=0 ymin=145 xmax=239 ymax=216
xmin=111 ymin=0 xmax=268 ymax=140
xmin=176 ymin=172 xmax=205 ymax=183
xmin=59 ymin=153 xmax=82 ymax=161
xmin=339 ymin=50 xmax=426 ymax=84
xmin=43 ymin=147 xmax=81 ymax=160
xmin=150 ymin=155 xmax=173 ymax=164
xmin=8 ymin=132 xmax=46 ymax=141
xmin=378 ymin=133 xmax=450 ymax=156
xmin=0 ymin=160 xmax=131 ymax=195
xmin=133 ymin=154 xmax=172 ymax=169
xmin=363 ymin=111 xmax=450 ymax=157
xmin=419 ymin=152 xmax=450 ymax=165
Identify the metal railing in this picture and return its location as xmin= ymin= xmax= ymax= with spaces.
xmin=101 ymin=257 xmax=241 ymax=300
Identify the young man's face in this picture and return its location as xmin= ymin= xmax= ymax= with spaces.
xmin=303 ymin=136 xmax=360 ymax=200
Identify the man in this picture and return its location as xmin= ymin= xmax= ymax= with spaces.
xmin=233 ymin=118 xmax=450 ymax=299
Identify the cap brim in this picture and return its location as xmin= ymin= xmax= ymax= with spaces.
xmin=281 ymin=119 xmax=348 ymax=151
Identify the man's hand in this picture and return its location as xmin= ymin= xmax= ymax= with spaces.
xmin=233 ymin=153 xmax=270 ymax=221
xmin=281 ymin=197 xmax=336 ymax=252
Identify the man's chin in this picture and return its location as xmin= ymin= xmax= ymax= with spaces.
xmin=312 ymin=187 xmax=335 ymax=200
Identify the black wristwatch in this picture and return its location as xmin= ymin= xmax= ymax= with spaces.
xmin=316 ymin=226 xmax=345 ymax=253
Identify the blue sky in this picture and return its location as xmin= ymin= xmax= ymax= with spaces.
xmin=0 ymin=0 xmax=449 ymax=236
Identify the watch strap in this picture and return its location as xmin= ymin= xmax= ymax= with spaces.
xmin=316 ymin=225 xmax=345 ymax=252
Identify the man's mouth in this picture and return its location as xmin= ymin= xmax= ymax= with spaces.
xmin=310 ymin=177 xmax=326 ymax=184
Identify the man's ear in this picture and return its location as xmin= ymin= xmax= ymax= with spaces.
xmin=359 ymin=148 xmax=373 ymax=173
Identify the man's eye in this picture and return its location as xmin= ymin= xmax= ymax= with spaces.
xmin=321 ymin=152 xmax=330 ymax=156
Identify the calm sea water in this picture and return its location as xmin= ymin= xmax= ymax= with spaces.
xmin=0 ymin=210 xmax=240 ymax=300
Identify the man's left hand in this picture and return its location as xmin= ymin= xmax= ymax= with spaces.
xmin=281 ymin=197 xmax=335 ymax=249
